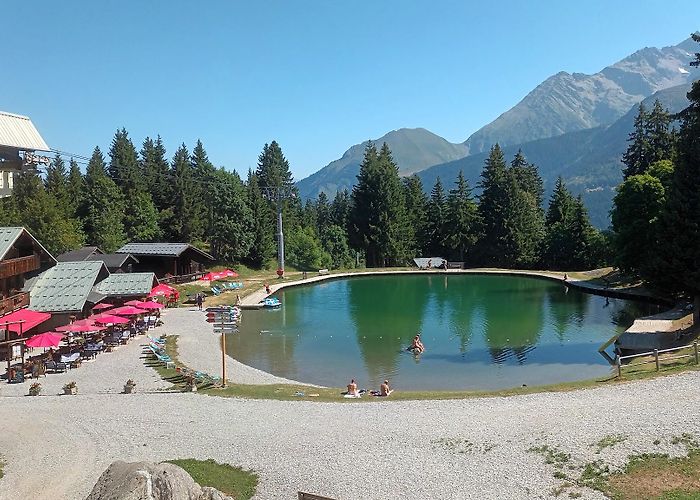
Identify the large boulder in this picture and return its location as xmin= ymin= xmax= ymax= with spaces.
xmin=86 ymin=461 xmax=233 ymax=500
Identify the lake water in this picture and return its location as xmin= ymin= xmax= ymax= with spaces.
xmin=228 ymin=274 xmax=661 ymax=391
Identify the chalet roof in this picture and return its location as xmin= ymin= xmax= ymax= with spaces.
xmin=0 ymin=111 xmax=50 ymax=151
xmin=0 ymin=226 xmax=56 ymax=263
xmin=26 ymin=261 xmax=109 ymax=313
xmin=116 ymin=242 xmax=213 ymax=261
xmin=86 ymin=253 xmax=139 ymax=269
xmin=93 ymin=272 xmax=157 ymax=297
xmin=56 ymin=246 xmax=103 ymax=262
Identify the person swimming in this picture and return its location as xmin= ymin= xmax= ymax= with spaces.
xmin=409 ymin=334 xmax=425 ymax=353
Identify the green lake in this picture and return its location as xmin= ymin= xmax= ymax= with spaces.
xmin=228 ymin=274 xmax=661 ymax=391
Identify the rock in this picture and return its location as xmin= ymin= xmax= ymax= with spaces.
xmin=86 ymin=461 xmax=233 ymax=500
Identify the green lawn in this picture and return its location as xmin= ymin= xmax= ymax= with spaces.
xmin=167 ymin=459 xmax=258 ymax=500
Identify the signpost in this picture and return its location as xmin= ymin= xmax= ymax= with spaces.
xmin=208 ymin=309 xmax=240 ymax=388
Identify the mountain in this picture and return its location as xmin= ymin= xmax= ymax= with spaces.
xmin=296 ymin=128 xmax=467 ymax=200
xmin=462 ymin=36 xmax=699 ymax=155
xmin=418 ymin=83 xmax=692 ymax=228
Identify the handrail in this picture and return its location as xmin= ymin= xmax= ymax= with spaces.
xmin=616 ymin=341 xmax=699 ymax=378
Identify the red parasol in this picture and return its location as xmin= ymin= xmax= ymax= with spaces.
xmin=89 ymin=314 xmax=130 ymax=325
xmin=56 ymin=323 xmax=106 ymax=333
xmin=148 ymin=284 xmax=179 ymax=299
xmin=92 ymin=303 xmax=114 ymax=311
xmin=199 ymin=272 xmax=223 ymax=282
xmin=110 ymin=306 xmax=148 ymax=316
xmin=25 ymin=332 xmax=64 ymax=348
xmin=222 ymin=269 xmax=239 ymax=278
xmin=136 ymin=300 xmax=165 ymax=310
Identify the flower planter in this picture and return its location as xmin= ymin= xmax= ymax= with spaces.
xmin=186 ymin=383 xmax=197 ymax=392
xmin=64 ymin=387 xmax=77 ymax=395
xmin=28 ymin=389 xmax=41 ymax=396
xmin=124 ymin=384 xmax=135 ymax=394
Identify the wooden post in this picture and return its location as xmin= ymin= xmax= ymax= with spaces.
xmin=695 ymin=342 xmax=699 ymax=365
xmin=654 ymin=349 xmax=660 ymax=372
xmin=221 ymin=315 xmax=227 ymax=388
xmin=616 ymin=356 xmax=622 ymax=379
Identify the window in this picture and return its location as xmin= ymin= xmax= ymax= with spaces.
xmin=7 ymin=172 xmax=13 ymax=189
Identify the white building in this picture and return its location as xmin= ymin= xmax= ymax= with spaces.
xmin=0 ymin=111 xmax=50 ymax=197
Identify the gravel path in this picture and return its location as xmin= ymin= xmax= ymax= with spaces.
xmin=166 ymin=307 xmax=306 ymax=385
xmin=1 ymin=370 xmax=700 ymax=499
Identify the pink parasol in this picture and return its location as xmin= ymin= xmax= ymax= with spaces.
xmin=137 ymin=300 xmax=165 ymax=310
xmin=124 ymin=300 xmax=145 ymax=306
xmin=92 ymin=303 xmax=114 ymax=311
xmin=25 ymin=332 xmax=64 ymax=348
xmin=110 ymin=306 xmax=148 ymax=316
xmin=89 ymin=314 xmax=130 ymax=325
xmin=56 ymin=323 xmax=107 ymax=333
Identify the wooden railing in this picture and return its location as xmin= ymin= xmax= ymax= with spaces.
xmin=616 ymin=341 xmax=699 ymax=377
xmin=0 ymin=292 xmax=29 ymax=316
xmin=0 ymin=255 xmax=40 ymax=279
xmin=159 ymin=272 xmax=206 ymax=285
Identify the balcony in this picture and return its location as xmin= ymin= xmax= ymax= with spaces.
xmin=0 ymin=292 xmax=29 ymax=316
xmin=0 ymin=255 xmax=40 ymax=279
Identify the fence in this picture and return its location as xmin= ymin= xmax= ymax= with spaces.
xmin=159 ymin=272 xmax=206 ymax=285
xmin=616 ymin=341 xmax=699 ymax=378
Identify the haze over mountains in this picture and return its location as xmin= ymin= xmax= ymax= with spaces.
xmin=296 ymin=35 xmax=700 ymax=227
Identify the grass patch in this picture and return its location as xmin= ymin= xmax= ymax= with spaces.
xmin=594 ymin=434 xmax=627 ymax=454
xmin=166 ymin=458 xmax=257 ymax=499
xmin=528 ymin=444 xmax=571 ymax=470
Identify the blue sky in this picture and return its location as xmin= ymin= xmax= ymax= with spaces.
xmin=4 ymin=1 xmax=699 ymax=179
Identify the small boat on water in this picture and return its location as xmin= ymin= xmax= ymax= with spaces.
xmin=263 ymin=297 xmax=281 ymax=309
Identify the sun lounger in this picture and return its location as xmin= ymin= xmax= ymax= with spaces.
xmin=44 ymin=360 xmax=67 ymax=373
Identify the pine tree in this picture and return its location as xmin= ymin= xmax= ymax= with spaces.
xmin=108 ymin=128 xmax=142 ymax=191
xmin=168 ymin=143 xmax=200 ymax=242
xmin=348 ymin=142 xmax=407 ymax=266
xmin=245 ymin=170 xmax=275 ymax=268
xmin=542 ymin=177 xmax=577 ymax=270
xmin=332 ymin=189 xmax=351 ymax=229
xmin=510 ymin=150 xmax=544 ymax=208
xmin=502 ymin=174 xmax=545 ymax=268
xmin=647 ymin=99 xmax=674 ymax=166
xmin=622 ymin=103 xmax=651 ymax=179
xmin=315 ymin=191 xmax=332 ymax=237
xmin=477 ymin=144 xmax=510 ymax=265
xmin=190 ymin=139 xmax=215 ymax=241
xmin=44 ymin=154 xmax=69 ymax=214
xmin=140 ymin=136 xmax=172 ymax=212
xmin=83 ymin=147 xmax=126 ymax=251
xmin=14 ymin=170 xmax=84 ymax=254
xmin=209 ymin=168 xmax=253 ymax=262
xmin=425 ymin=177 xmax=448 ymax=256
xmin=402 ymin=175 xmax=429 ymax=258
xmin=568 ymin=196 xmax=602 ymax=269
xmin=445 ymin=171 xmax=479 ymax=262
xmin=256 ymin=141 xmax=294 ymax=189
xmin=67 ymin=158 xmax=84 ymax=218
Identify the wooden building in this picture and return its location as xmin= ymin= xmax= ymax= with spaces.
xmin=116 ymin=243 xmax=213 ymax=279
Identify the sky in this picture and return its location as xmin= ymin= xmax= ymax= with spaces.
xmin=3 ymin=1 xmax=699 ymax=179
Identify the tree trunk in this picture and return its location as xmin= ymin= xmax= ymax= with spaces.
xmin=694 ymin=295 xmax=700 ymax=327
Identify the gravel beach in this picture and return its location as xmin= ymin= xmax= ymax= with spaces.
xmin=2 ymin=307 xmax=700 ymax=500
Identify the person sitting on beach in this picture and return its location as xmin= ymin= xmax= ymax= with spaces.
xmin=409 ymin=334 xmax=424 ymax=353
xmin=380 ymin=380 xmax=392 ymax=396
xmin=347 ymin=378 xmax=359 ymax=396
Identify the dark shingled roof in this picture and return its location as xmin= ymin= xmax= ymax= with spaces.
xmin=56 ymin=246 xmax=102 ymax=262
xmin=86 ymin=253 xmax=139 ymax=270
xmin=116 ymin=242 xmax=213 ymax=261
